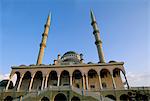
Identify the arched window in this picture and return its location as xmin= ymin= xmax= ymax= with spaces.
xmin=102 ymin=83 xmax=107 ymax=89
xmin=88 ymin=69 xmax=99 ymax=90
xmin=100 ymin=69 xmax=109 ymax=78
xmin=20 ymin=71 xmax=31 ymax=91
xmin=47 ymin=71 xmax=58 ymax=87
xmin=73 ymin=70 xmax=82 ymax=79
xmin=100 ymin=69 xmax=113 ymax=89
xmin=113 ymin=68 xmax=125 ymax=89
xmin=54 ymin=93 xmax=67 ymax=101
xmin=88 ymin=70 xmax=97 ymax=78
xmin=113 ymin=68 xmax=121 ymax=77
xmin=32 ymin=71 xmax=43 ymax=90
xmin=60 ymin=70 xmax=70 ymax=86
xmin=72 ymin=70 xmax=82 ymax=88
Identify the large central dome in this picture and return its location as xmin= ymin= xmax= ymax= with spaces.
xmin=61 ymin=51 xmax=81 ymax=64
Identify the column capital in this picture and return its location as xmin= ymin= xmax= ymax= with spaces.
xmin=85 ymin=73 xmax=88 ymax=76
xmin=82 ymin=74 xmax=85 ymax=77
xmin=110 ymin=72 xmax=113 ymax=76
xmin=42 ymin=74 xmax=47 ymax=78
xmin=46 ymin=74 xmax=49 ymax=78
xmin=31 ymin=73 xmax=36 ymax=78
xmin=57 ymin=74 xmax=61 ymax=77
xmin=20 ymin=73 xmax=25 ymax=78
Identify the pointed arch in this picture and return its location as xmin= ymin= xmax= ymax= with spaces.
xmin=113 ymin=68 xmax=125 ymax=89
xmin=100 ymin=69 xmax=113 ymax=89
xmin=6 ymin=71 xmax=20 ymax=90
xmin=20 ymin=71 xmax=31 ymax=91
xmin=88 ymin=69 xmax=99 ymax=90
xmin=32 ymin=71 xmax=43 ymax=90
xmin=60 ymin=70 xmax=70 ymax=86
xmin=13 ymin=72 xmax=20 ymax=90
xmin=47 ymin=70 xmax=58 ymax=86
xmin=72 ymin=70 xmax=82 ymax=88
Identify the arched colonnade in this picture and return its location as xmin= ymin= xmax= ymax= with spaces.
xmin=5 ymin=67 xmax=129 ymax=91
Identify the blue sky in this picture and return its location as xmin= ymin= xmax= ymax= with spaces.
xmin=0 ymin=0 xmax=150 ymax=86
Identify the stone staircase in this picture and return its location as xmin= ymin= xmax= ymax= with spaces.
xmin=13 ymin=86 xmax=113 ymax=101
xmin=71 ymin=86 xmax=113 ymax=101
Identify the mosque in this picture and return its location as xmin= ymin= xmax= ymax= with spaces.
xmin=0 ymin=11 xmax=149 ymax=101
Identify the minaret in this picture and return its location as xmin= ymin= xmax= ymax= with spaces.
xmin=36 ymin=13 xmax=51 ymax=65
xmin=90 ymin=10 xmax=105 ymax=63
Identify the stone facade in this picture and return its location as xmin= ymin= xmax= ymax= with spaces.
xmin=0 ymin=11 xmax=150 ymax=101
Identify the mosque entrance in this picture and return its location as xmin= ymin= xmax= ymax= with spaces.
xmin=54 ymin=93 xmax=67 ymax=101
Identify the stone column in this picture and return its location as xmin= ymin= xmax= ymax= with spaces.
xmin=45 ymin=74 xmax=49 ymax=88
xmin=41 ymin=76 xmax=45 ymax=90
xmin=29 ymin=74 xmax=35 ymax=91
xmin=5 ymin=79 xmax=11 ymax=91
xmin=85 ymin=74 xmax=89 ymax=90
xmin=20 ymin=96 xmax=22 ymax=101
xmin=111 ymin=73 xmax=116 ymax=89
xmin=124 ymin=73 xmax=129 ymax=89
xmin=98 ymin=74 xmax=102 ymax=90
xmin=82 ymin=75 xmax=86 ymax=89
xmin=17 ymin=75 xmax=24 ymax=91
xmin=70 ymin=75 xmax=72 ymax=86
xmin=57 ymin=74 xmax=60 ymax=86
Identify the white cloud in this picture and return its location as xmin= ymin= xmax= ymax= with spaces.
xmin=0 ymin=73 xmax=17 ymax=86
xmin=127 ymin=72 xmax=150 ymax=87
xmin=0 ymin=73 xmax=9 ymax=81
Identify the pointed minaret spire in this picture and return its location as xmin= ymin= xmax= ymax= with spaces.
xmin=36 ymin=13 xmax=51 ymax=65
xmin=90 ymin=10 xmax=96 ymax=22
xmin=90 ymin=10 xmax=105 ymax=63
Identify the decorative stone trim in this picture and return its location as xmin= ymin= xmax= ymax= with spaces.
xmin=40 ymin=43 xmax=46 ymax=47
xmin=93 ymin=30 xmax=100 ymax=34
xmin=95 ymin=40 xmax=102 ymax=45
xmin=91 ymin=21 xmax=97 ymax=25
xmin=44 ymin=24 xmax=50 ymax=28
